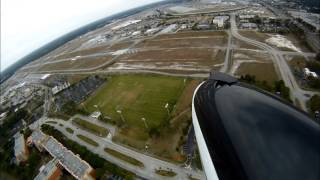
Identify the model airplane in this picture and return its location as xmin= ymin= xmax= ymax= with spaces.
xmin=192 ymin=72 xmax=320 ymax=180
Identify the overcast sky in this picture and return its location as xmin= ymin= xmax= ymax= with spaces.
xmin=1 ymin=0 xmax=161 ymax=71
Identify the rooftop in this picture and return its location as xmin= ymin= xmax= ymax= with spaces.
xmin=30 ymin=130 xmax=94 ymax=179
xmin=34 ymin=158 xmax=60 ymax=180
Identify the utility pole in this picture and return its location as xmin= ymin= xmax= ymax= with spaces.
xmin=141 ymin=117 xmax=148 ymax=129
xmin=165 ymin=103 xmax=170 ymax=116
xmin=117 ymin=110 xmax=125 ymax=122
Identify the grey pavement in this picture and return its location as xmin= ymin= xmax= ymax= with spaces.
xmin=39 ymin=117 xmax=205 ymax=180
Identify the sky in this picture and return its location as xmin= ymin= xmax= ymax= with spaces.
xmin=1 ymin=0 xmax=161 ymax=71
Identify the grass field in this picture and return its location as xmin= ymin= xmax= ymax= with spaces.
xmin=73 ymin=118 xmax=109 ymax=137
xmin=77 ymin=134 xmax=99 ymax=147
xmin=83 ymin=75 xmax=191 ymax=153
xmin=84 ymin=75 xmax=187 ymax=130
xmin=66 ymin=127 xmax=74 ymax=134
xmin=104 ymin=148 xmax=144 ymax=167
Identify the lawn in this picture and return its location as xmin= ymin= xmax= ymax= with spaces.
xmin=83 ymin=75 xmax=187 ymax=131
xmin=66 ymin=127 xmax=74 ymax=134
xmin=104 ymin=148 xmax=144 ymax=167
xmin=77 ymin=134 xmax=99 ymax=147
xmin=83 ymin=75 xmax=189 ymax=148
xmin=155 ymin=169 xmax=176 ymax=177
xmin=73 ymin=118 xmax=109 ymax=137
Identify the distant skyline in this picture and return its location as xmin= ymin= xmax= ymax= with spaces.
xmin=1 ymin=0 xmax=161 ymax=71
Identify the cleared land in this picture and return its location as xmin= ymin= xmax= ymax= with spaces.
xmin=154 ymin=31 xmax=226 ymax=39
xmin=108 ymin=31 xmax=227 ymax=72
xmin=232 ymin=49 xmax=279 ymax=83
xmin=73 ymin=118 xmax=109 ymax=137
xmin=104 ymin=148 xmax=144 ymax=167
xmin=109 ymin=41 xmax=135 ymax=51
xmin=111 ymin=48 xmax=226 ymax=72
xmin=54 ymin=45 xmax=111 ymax=60
xmin=83 ymin=75 xmax=199 ymax=162
xmin=38 ymin=55 xmax=113 ymax=71
xmin=77 ymin=134 xmax=99 ymax=147
xmin=239 ymin=30 xmax=313 ymax=52
xmin=235 ymin=62 xmax=279 ymax=83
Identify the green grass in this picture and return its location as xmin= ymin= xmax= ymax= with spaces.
xmin=77 ymin=134 xmax=99 ymax=147
xmin=155 ymin=169 xmax=176 ymax=177
xmin=46 ymin=121 xmax=57 ymax=124
xmin=104 ymin=148 xmax=144 ymax=167
xmin=83 ymin=75 xmax=187 ymax=132
xmin=66 ymin=127 xmax=74 ymax=134
xmin=73 ymin=118 xmax=109 ymax=137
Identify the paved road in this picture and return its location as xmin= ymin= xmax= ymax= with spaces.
xmin=220 ymin=30 xmax=232 ymax=73
xmin=230 ymin=14 xmax=318 ymax=111
xmin=38 ymin=117 xmax=205 ymax=180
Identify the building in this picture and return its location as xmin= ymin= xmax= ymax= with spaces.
xmin=303 ymin=68 xmax=318 ymax=78
xmin=29 ymin=130 xmax=95 ymax=180
xmin=34 ymin=158 xmax=62 ymax=180
xmin=240 ymin=23 xmax=258 ymax=29
xmin=52 ymin=81 xmax=71 ymax=95
xmin=212 ymin=16 xmax=229 ymax=28
xmin=14 ymin=133 xmax=29 ymax=164
xmin=239 ymin=14 xmax=255 ymax=19
xmin=91 ymin=111 xmax=101 ymax=119
xmin=289 ymin=11 xmax=320 ymax=32
xmin=197 ymin=23 xmax=210 ymax=30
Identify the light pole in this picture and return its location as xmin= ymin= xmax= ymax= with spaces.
xmin=141 ymin=117 xmax=148 ymax=129
xmin=117 ymin=110 xmax=125 ymax=122
xmin=165 ymin=103 xmax=170 ymax=116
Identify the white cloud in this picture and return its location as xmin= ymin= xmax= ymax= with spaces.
xmin=1 ymin=0 xmax=161 ymax=71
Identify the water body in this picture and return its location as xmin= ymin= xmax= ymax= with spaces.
xmin=0 ymin=0 xmax=182 ymax=84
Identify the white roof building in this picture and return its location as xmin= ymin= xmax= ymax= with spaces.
xmin=212 ymin=16 xmax=229 ymax=28
xmin=304 ymin=68 xmax=318 ymax=78
xmin=14 ymin=133 xmax=28 ymax=164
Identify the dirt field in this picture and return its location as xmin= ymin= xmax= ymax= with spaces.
xmin=136 ymin=37 xmax=227 ymax=49
xmin=54 ymin=45 xmax=111 ymax=60
xmin=38 ymin=55 xmax=113 ymax=71
xmin=235 ymin=62 xmax=279 ymax=83
xmin=233 ymin=39 xmax=261 ymax=50
xmin=109 ymin=48 xmax=226 ymax=72
xmin=108 ymin=41 xmax=135 ymax=51
xmin=154 ymin=31 xmax=227 ymax=39
xmin=239 ymin=30 xmax=313 ymax=52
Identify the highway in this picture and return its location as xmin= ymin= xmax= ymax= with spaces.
xmin=230 ymin=13 xmax=318 ymax=111
xmin=32 ymin=116 xmax=205 ymax=180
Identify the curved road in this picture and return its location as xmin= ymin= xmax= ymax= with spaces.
xmin=230 ymin=13 xmax=317 ymax=111
xmin=39 ymin=117 xmax=205 ymax=180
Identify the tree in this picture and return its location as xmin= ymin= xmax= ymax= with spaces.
xmin=309 ymin=95 xmax=320 ymax=113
